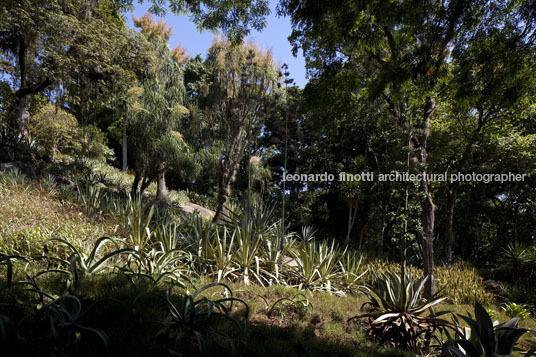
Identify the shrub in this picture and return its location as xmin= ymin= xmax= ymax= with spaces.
xmin=29 ymin=103 xmax=79 ymax=161
xmin=362 ymin=260 xmax=494 ymax=306
xmin=289 ymin=239 xmax=345 ymax=292
xmin=77 ymin=125 xmax=114 ymax=162
xmin=501 ymin=302 xmax=530 ymax=320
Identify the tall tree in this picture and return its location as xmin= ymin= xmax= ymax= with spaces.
xmin=0 ymin=0 xmax=271 ymax=160
xmin=129 ymin=14 xmax=188 ymax=202
xmin=435 ymin=16 xmax=536 ymax=263
xmin=203 ymin=38 xmax=282 ymax=223
xmin=0 ymin=0 xmax=142 ymax=133
xmin=279 ymin=0 xmax=535 ymax=297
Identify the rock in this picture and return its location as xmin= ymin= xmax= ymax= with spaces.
xmin=0 ymin=161 xmax=37 ymax=179
xmin=483 ymin=280 xmax=502 ymax=294
xmin=180 ymin=202 xmax=215 ymax=219
xmin=333 ymin=290 xmax=346 ymax=297
xmin=281 ymin=256 xmax=300 ymax=268
xmin=56 ymin=176 xmax=75 ymax=189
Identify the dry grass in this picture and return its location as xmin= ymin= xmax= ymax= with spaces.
xmin=0 ymin=176 xmax=118 ymax=256
xmin=363 ymin=260 xmax=494 ymax=306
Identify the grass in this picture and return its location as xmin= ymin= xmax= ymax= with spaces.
xmin=0 ymin=270 xmax=414 ymax=357
xmin=362 ymin=260 xmax=494 ymax=306
xmin=0 ymin=174 xmax=119 ymax=256
xmin=1 ymin=168 xmax=535 ymax=356
xmin=6 ymin=272 xmax=532 ymax=356
xmin=230 ymin=282 xmax=404 ymax=357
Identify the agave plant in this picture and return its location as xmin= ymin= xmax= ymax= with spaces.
xmin=338 ymin=251 xmax=367 ymax=293
xmin=231 ymin=220 xmax=272 ymax=286
xmin=122 ymin=194 xmax=156 ymax=252
xmin=0 ymin=167 xmax=29 ymax=190
xmin=267 ymin=293 xmax=313 ymax=318
xmin=154 ymin=223 xmax=182 ymax=254
xmin=498 ymin=242 xmax=530 ymax=280
xmin=206 ymin=227 xmax=237 ymax=282
xmin=299 ymin=225 xmax=317 ymax=242
xmin=290 ymin=239 xmax=345 ymax=292
xmin=227 ymin=195 xmax=279 ymax=239
xmin=316 ymin=240 xmax=346 ymax=291
xmin=17 ymin=296 xmax=111 ymax=356
xmin=75 ymin=178 xmax=107 ymax=216
xmin=442 ymin=301 xmax=532 ymax=356
xmin=349 ymin=270 xmax=449 ymax=351
xmin=136 ymin=283 xmax=248 ymax=356
xmin=126 ymin=248 xmax=192 ymax=288
xmin=182 ymin=214 xmax=217 ymax=263
xmin=259 ymin=229 xmax=295 ymax=284
xmin=0 ymin=253 xmax=29 ymax=288
xmin=43 ymin=237 xmax=137 ymax=289
xmin=39 ymin=174 xmax=58 ymax=195
xmin=289 ymin=239 xmax=320 ymax=290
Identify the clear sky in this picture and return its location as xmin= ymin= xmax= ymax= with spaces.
xmin=123 ymin=0 xmax=307 ymax=88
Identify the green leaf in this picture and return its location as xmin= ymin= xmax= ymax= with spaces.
xmin=474 ymin=300 xmax=496 ymax=355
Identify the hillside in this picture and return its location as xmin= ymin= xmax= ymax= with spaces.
xmin=1 ymin=167 xmax=535 ymax=356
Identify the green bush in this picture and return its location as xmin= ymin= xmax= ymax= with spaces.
xmin=501 ymin=302 xmax=531 ymax=320
xmin=29 ymin=103 xmax=78 ymax=161
xmin=77 ymin=125 xmax=114 ymax=162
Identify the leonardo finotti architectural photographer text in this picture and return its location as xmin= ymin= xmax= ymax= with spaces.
xmin=282 ymin=171 xmax=527 ymax=183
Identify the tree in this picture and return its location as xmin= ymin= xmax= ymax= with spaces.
xmin=435 ymin=19 xmax=536 ymax=263
xmin=203 ymin=38 xmax=282 ymax=223
xmin=279 ymin=0 xmax=536 ymax=298
xmin=29 ymin=104 xmax=78 ymax=161
xmin=0 ymin=0 xmax=269 ymax=160
xmin=129 ymin=14 xmax=188 ymax=203
xmin=126 ymin=0 xmax=270 ymax=41
xmin=0 ymin=0 xmax=148 ymax=142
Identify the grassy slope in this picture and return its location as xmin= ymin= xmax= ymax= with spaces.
xmin=1 ymin=173 xmax=535 ymax=356
xmin=0 ymin=179 xmax=118 ymax=256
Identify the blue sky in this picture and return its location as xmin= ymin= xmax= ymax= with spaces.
xmin=124 ymin=0 xmax=307 ymax=88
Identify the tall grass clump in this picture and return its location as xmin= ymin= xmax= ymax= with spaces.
xmin=362 ymin=259 xmax=493 ymax=306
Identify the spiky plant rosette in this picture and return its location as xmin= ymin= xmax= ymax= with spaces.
xmin=349 ymin=270 xmax=450 ymax=351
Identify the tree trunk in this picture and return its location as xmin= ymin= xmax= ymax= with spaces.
xmin=213 ymin=166 xmax=232 ymax=224
xmin=384 ymin=94 xmax=437 ymax=298
xmin=9 ymin=95 xmax=32 ymax=136
xmin=131 ymin=173 xmax=141 ymax=197
xmin=444 ymin=112 xmax=483 ymax=263
xmin=7 ymin=34 xmax=46 ymax=137
xmin=379 ymin=198 xmax=388 ymax=255
xmin=139 ymin=176 xmax=151 ymax=196
xmin=445 ymin=182 xmax=459 ymax=264
xmin=156 ymin=171 xmax=171 ymax=204
xmin=357 ymin=215 xmax=369 ymax=249
xmin=421 ymin=179 xmax=436 ymax=298
xmin=51 ymin=142 xmax=56 ymax=162
xmin=419 ymin=97 xmax=437 ymax=299
xmin=345 ymin=201 xmax=358 ymax=246
xmin=122 ymin=124 xmax=127 ymax=172
xmin=213 ymin=134 xmax=249 ymax=224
